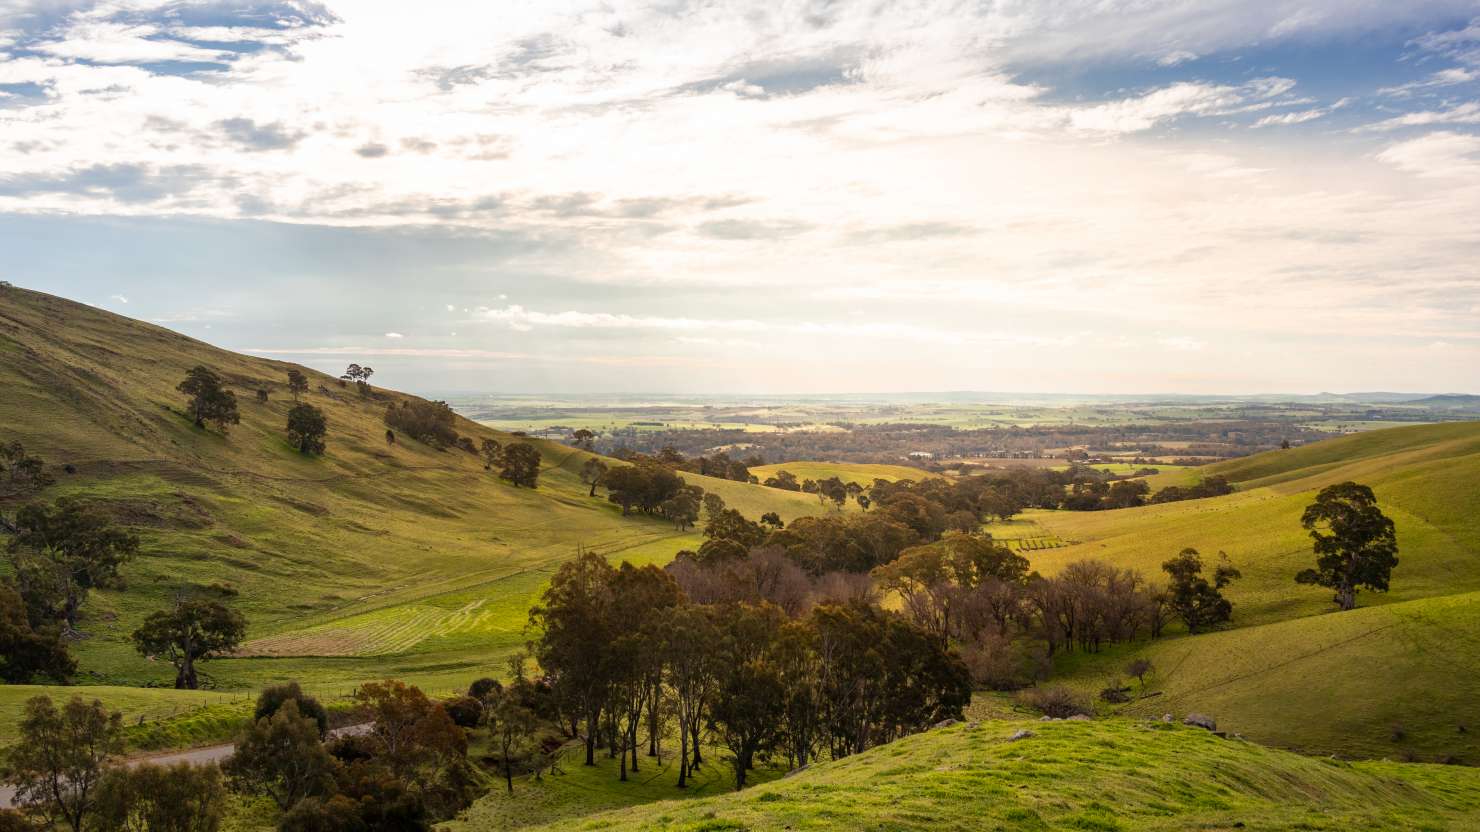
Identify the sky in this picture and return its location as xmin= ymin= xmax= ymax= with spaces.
xmin=1 ymin=1 xmax=1478 ymax=396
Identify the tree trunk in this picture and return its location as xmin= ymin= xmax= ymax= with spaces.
xmin=677 ymin=720 xmax=689 ymax=788
xmin=505 ymin=755 xmax=514 ymax=793
xmin=691 ymin=724 xmax=702 ymax=766
xmin=584 ymin=713 xmax=597 ymax=766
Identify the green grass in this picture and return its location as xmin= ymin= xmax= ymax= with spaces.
xmin=0 ymin=289 xmax=813 ymax=730
xmin=470 ymin=719 xmax=1480 ymax=831
xmin=444 ymin=741 xmax=784 ymax=832
xmin=1019 ymin=422 xmax=1480 ymax=761
xmin=0 ymin=685 xmax=240 ymax=743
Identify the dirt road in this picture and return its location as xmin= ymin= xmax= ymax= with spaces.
xmin=0 ymin=723 xmax=369 ymax=809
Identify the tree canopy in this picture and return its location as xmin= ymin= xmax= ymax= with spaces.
xmin=1297 ymin=481 xmax=1398 ymax=610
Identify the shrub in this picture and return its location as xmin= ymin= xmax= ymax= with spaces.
xmin=443 ymin=696 xmax=483 ymax=728
xmin=1017 ymin=685 xmax=1091 ymax=718
xmin=255 ymin=682 xmax=329 ymax=738
xmin=0 ymin=810 xmax=36 ymax=832
xmin=277 ymin=795 xmax=366 ymax=832
xmin=959 ymin=635 xmax=1047 ymax=691
xmin=383 ymin=400 xmax=458 ymax=449
xmin=467 ymin=678 xmax=501 ymax=701
xmin=92 ymin=761 xmax=226 ymax=832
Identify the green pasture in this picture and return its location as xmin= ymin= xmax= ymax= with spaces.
xmin=492 ymin=719 xmax=1480 ymax=831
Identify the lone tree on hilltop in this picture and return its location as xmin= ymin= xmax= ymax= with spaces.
xmin=132 ymin=597 xmax=247 ymax=689
xmin=286 ymin=368 xmax=309 ymax=401
xmin=570 ymin=429 xmax=596 ymax=450
xmin=341 ymin=363 xmax=374 ymax=395
xmin=1297 ymin=481 xmax=1398 ymax=611
xmin=1162 ymin=548 xmax=1240 ymax=634
xmin=286 ymin=404 xmax=327 ymax=455
xmin=177 ymin=366 xmax=239 ymax=433
xmin=500 ymin=442 xmax=541 ymax=488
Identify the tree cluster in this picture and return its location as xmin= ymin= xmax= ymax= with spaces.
xmin=530 ymin=551 xmax=972 ymax=792
xmin=177 ymin=366 xmax=240 ymax=434
xmin=383 ymin=400 xmax=459 ymax=448
xmin=226 ymin=681 xmax=475 ymax=831
xmin=3 ymin=694 xmax=228 ymax=832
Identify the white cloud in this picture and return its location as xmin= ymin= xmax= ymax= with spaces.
xmin=1379 ymin=67 xmax=1479 ymax=97
xmin=1360 ymin=101 xmax=1480 ymax=132
xmin=1066 ymin=78 xmax=1295 ymax=134
xmin=1157 ymin=50 xmax=1197 ymax=67
xmin=1 ymin=2 xmax=1477 ymax=393
xmin=110 ymin=293 xmax=128 ymax=303
xmin=1376 ymin=131 xmax=1480 ymax=179
xmin=473 ymin=305 xmax=1072 ymax=347
xmin=384 ymin=332 xmax=404 ymax=338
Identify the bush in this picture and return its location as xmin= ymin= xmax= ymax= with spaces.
xmin=383 ymin=400 xmax=458 ymax=449
xmin=1017 ymin=685 xmax=1091 ymax=718
xmin=0 ymin=810 xmax=36 ymax=832
xmin=277 ymin=795 xmax=366 ymax=832
xmin=959 ymin=635 xmax=1047 ymax=691
xmin=255 ymin=682 xmax=329 ymax=738
xmin=92 ymin=762 xmax=227 ymax=832
xmin=442 ymin=696 xmax=483 ymax=728
xmin=467 ymin=678 xmax=501 ymax=701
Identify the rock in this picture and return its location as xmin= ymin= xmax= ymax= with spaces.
xmin=933 ymin=718 xmax=958 ymax=729
xmin=783 ymin=764 xmax=809 ymax=779
xmin=1010 ymin=729 xmax=1035 ymax=741
xmin=1161 ymin=714 xmax=1174 ymax=723
xmin=1039 ymin=715 xmax=1054 ymax=721
xmin=1184 ymin=713 xmax=1217 ymax=731
xmin=1066 ymin=714 xmax=1091 ymax=722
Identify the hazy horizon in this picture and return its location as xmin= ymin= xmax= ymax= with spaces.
xmin=3 ymin=1 xmax=1479 ymax=394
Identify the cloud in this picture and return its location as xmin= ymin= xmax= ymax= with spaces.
xmin=0 ymin=163 xmax=217 ymax=204
xmin=472 ymin=304 xmax=1073 ymax=347
xmin=1376 ymin=131 xmax=1480 ymax=179
xmin=1157 ymin=50 xmax=1198 ymax=67
xmin=696 ymin=219 xmax=814 ymax=241
xmin=355 ymin=143 xmax=389 ymax=158
xmin=1360 ymin=101 xmax=1480 ymax=132
xmin=110 ymin=293 xmax=128 ymax=303
xmin=1066 ymin=78 xmax=1295 ymax=133
xmin=384 ymin=332 xmax=404 ymax=339
xmin=1378 ymin=67 xmax=1479 ymax=97
xmin=218 ymin=118 xmax=304 ymax=151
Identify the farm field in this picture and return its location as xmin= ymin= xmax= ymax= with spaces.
xmin=749 ymin=460 xmax=937 ymax=486
xmin=493 ymin=719 xmax=1480 ymax=831
xmin=0 ymin=289 xmax=815 ymax=734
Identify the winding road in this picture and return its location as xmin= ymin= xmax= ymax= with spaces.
xmin=0 ymin=723 xmax=370 ymax=809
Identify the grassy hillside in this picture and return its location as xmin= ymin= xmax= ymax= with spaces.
xmin=0 ymin=288 xmax=812 ymax=716
xmin=1016 ymin=422 xmax=1480 ymax=762
xmin=479 ymin=719 xmax=1480 ymax=831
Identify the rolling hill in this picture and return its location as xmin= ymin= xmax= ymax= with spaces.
xmin=1017 ymin=422 xmax=1480 ymax=762
xmin=474 ymin=719 xmax=1480 ymax=831
xmin=0 ymin=288 xmax=815 ymax=724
